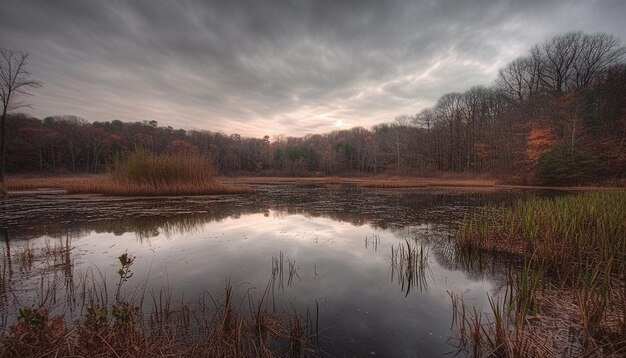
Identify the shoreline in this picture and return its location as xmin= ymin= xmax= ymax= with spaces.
xmin=3 ymin=174 xmax=622 ymax=194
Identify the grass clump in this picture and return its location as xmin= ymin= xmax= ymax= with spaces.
xmin=390 ymin=240 xmax=432 ymax=296
xmin=453 ymin=190 xmax=626 ymax=357
xmin=110 ymin=150 xmax=215 ymax=187
xmin=459 ymin=190 xmax=625 ymax=269
xmin=70 ymin=150 xmax=253 ymax=196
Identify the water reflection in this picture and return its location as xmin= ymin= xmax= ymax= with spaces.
xmin=390 ymin=240 xmax=432 ymax=296
xmin=0 ymin=184 xmax=557 ymax=356
xmin=1 ymin=185 xmax=555 ymax=240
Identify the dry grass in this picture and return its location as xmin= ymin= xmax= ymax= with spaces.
xmin=5 ymin=174 xmax=253 ymax=196
xmin=5 ymin=174 xmax=494 ymax=195
xmin=0 ymin=251 xmax=318 ymax=357
xmin=66 ymin=178 xmax=254 ymax=196
xmin=358 ymin=178 xmax=495 ymax=188
xmin=4 ymin=151 xmax=254 ymax=196
xmin=0 ymin=289 xmax=317 ymax=357
xmin=8 ymin=174 xmax=622 ymax=193
xmin=223 ymin=176 xmax=497 ymax=188
xmin=110 ymin=150 xmax=215 ymax=186
xmin=4 ymin=175 xmax=104 ymax=191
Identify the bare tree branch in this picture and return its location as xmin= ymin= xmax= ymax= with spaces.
xmin=0 ymin=48 xmax=43 ymax=183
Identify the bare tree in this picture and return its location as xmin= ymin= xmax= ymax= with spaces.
xmin=572 ymin=32 xmax=625 ymax=88
xmin=538 ymin=32 xmax=625 ymax=94
xmin=496 ymin=56 xmax=542 ymax=101
xmin=0 ymin=49 xmax=42 ymax=184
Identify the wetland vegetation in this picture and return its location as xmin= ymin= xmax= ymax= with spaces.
xmin=0 ymin=4 xmax=625 ymax=356
xmin=68 ymin=150 xmax=253 ymax=196
xmin=453 ymin=190 xmax=626 ymax=357
xmin=1 ymin=178 xmax=625 ymax=357
xmin=1 ymin=185 xmax=551 ymax=357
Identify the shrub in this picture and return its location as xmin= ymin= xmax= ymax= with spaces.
xmin=536 ymin=146 xmax=600 ymax=185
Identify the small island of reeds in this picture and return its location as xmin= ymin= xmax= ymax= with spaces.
xmin=34 ymin=150 xmax=253 ymax=196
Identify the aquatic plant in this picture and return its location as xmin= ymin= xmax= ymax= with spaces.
xmin=4 ymin=174 xmax=497 ymax=194
xmin=390 ymin=239 xmax=432 ymax=296
xmin=96 ymin=150 xmax=253 ymax=196
xmin=3 ymin=151 xmax=254 ymax=196
xmin=454 ymin=190 xmax=626 ymax=357
xmin=115 ymin=251 xmax=135 ymax=301
xmin=0 ymin=253 xmax=319 ymax=357
xmin=270 ymin=252 xmax=300 ymax=290
xmin=109 ymin=149 xmax=215 ymax=186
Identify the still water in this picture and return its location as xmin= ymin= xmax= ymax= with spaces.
xmin=0 ymin=184 xmax=556 ymax=357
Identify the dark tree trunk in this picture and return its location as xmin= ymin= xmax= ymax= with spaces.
xmin=0 ymin=107 xmax=7 ymax=184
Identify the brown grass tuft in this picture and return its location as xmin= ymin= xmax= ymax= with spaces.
xmin=4 ymin=151 xmax=254 ymax=196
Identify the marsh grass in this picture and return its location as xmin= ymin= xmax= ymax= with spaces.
xmin=68 ymin=178 xmax=254 ymax=196
xmin=390 ymin=239 xmax=432 ymax=296
xmin=459 ymin=191 xmax=626 ymax=269
xmin=454 ymin=190 xmax=626 ymax=357
xmin=4 ymin=175 xmax=104 ymax=191
xmin=111 ymin=149 xmax=215 ymax=186
xmin=449 ymin=259 xmax=585 ymax=357
xmin=359 ymin=180 xmax=428 ymax=188
xmin=364 ymin=233 xmax=381 ymax=252
xmin=324 ymin=177 xmax=495 ymax=188
xmin=6 ymin=174 xmax=496 ymax=194
xmin=17 ymin=244 xmax=35 ymax=271
xmin=221 ymin=176 xmax=496 ymax=188
xmin=5 ymin=175 xmax=254 ymax=196
xmin=0 ymin=250 xmax=318 ymax=357
xmin=5 ymin=151 xmax=253 ymax=196
xmin=99 ymin=150 xmax=253 ymax=195
xmin=270 ymin=252 xmax=301 ymax=291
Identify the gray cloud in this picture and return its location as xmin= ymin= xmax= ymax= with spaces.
xmin=1 ymin=0 xmax=625 ymax=137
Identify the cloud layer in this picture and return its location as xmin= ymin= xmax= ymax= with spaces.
xmin=1 ymin=0 xmax=625 ymax=137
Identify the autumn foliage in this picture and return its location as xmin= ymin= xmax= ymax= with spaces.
xmin=526 ymin=123 xmax=558 ymax=164
xmin=4 ymin=32 xmax=626 ymax=186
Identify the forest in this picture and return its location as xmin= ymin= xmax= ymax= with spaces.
xmin=5 ymin=31 xmax=626 ymax=185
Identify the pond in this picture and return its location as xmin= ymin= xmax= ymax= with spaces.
xmin=0 ymin=184 xmax=558 ymax=357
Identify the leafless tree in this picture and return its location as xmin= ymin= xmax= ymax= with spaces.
xmin=0 ymin=49 xmax=42 ymax=183
xmin=496 ymin=56 xmax=542 ymax=101
xmin=572 ymin=32 xmax=625 ymax=88
xmin=497 ymin=32 xmax=625 ymax=100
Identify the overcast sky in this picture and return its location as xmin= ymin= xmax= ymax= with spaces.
xmin=1 ymin=0 xmax=625 ymax=137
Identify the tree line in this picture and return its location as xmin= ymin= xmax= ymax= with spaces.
xmin=4 ymin=31 xmax=626 ymax=184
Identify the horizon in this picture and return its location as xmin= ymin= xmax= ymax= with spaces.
xmin=1 ymin=0 xmax=625 ymax=137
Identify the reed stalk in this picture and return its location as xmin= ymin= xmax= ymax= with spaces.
xmin=454 ymin=190 xmax=626 ymax=357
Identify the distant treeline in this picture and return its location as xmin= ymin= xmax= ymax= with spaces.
xmin=6 ymin=32 xmax=626 ymax=184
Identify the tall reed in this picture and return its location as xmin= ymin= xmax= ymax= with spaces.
xmin=390 ymin=239 xmax=432 ymax=296
xmin=459 ymin=190 xmax=626 ymax=274
xmin=0 ymin=251 xmax=318 ymax=357
xmin=454 ymin=190 xmax=626 ymax=357
xmin=65 ymin=150 xmax=254 ymax=196
xmin=110 ymin=149 xmax=215 ymax=187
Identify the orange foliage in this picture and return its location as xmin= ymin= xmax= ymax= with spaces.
xmin=526 ymin=122 xmax=558 ymax=164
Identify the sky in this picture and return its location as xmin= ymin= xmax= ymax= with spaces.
xmin=1 ymin=0 xmax=625 ymax=138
